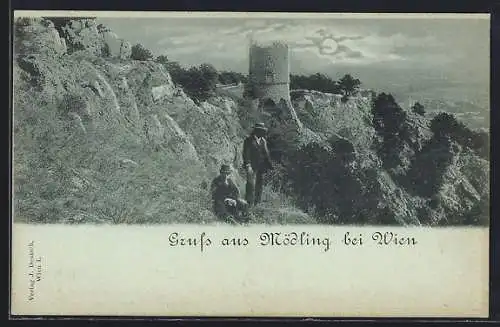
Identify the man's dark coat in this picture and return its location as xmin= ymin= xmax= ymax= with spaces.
xmin=210 ymin=175 xmax=240 ymax=218
xmin=242 ymin=135 xmax=272 ymax=171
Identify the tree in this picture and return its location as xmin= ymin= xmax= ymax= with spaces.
xmin=218 ymin=71 xmax=247 ymax=85
xmin=130 ymin=43 xmax=154 ymax=61
xmin=155 ymin=54 xmax=169 ymax=65
xmin=430 ymin=112 xmax=461 ymax=139
xmin=97 ymin=23 xmax=110 ymax=33
xmin=198 ymin=63 xmax=219 ymax=86
xmin=176 ymin=63 xmax=219 ymax=104
xmin=371 ymin=93 xmax=407 ymax=134
xmin=429 ymin=112 xmax=488 ymax=159
xmin=371 ymin=93 xmax=408 ymax=168
xmin=411 ymin=102 xmax=426 ymax=116
xmin=155 ymin=59 xmax=219 ymax=104
xmin=161 ymin=61 xmax=184 ymax=85
xmin=338 ymin=74 xmax=361 ymax=97
xmin=290 ymin=73 xmax=341 ymax=94
xmin=470 ymin=130 xmax=489 ymax=159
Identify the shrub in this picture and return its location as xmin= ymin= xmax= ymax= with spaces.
xmin=218 ymin=71 xmax=247 ymax=85
xmin=155 ymin=54 xmax=169 ymax=66
xmin=131 ymin=43 xmax=154 ymax=61
xmin=279 ymin=141 xmax=371 ymax=224
xmin=411 ymin=102 xmax=426 ymax=115
xmin=338 ymin=74 xmax=361 ymax=97
xmin=290 ymin=73 xmax=341 ymax=94
xmin=406 ymin=136 xmax=455 ymax=197
xmin=430 ymin=112 xmax=488 ymax=159
xmin=371 ymin=92 xmax=408 ymax=168
xmin=159 ymin=61 xmax=219 ymax=104
xmin=430 ymin=112 xmax=461 ymax=139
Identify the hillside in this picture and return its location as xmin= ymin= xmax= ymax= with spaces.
xmin=287 ymin=90 xmax=489 ymax=225
xmin=12 ymin=17 xmax=489 ymax=226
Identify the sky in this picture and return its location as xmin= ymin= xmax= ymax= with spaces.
xmin=96 ymin=14 xmax=490 ymax=107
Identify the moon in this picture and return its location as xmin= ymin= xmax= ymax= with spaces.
xmin=321 ymin=38 xmax=339 ymax=54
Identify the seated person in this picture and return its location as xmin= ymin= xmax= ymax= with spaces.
xmin=210 ymin=164 xmax=249 ymax=223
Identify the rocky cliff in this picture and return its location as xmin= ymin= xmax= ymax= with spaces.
xmin=287 ymin=90 xmax=489 ymax=226
xmin=12 ymin=17 xmax=489 ymax=226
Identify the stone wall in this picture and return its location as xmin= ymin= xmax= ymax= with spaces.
xmin=252 ymin=83 xmax=291 ymax=104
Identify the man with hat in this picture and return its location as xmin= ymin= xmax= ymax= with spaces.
xmin=242 ymin=122 xmax=273 ymax=206
xmin=210 ymin=164 xmax=249 ymax=223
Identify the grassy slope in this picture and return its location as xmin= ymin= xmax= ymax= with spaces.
xmin=13 ymin=50 xmax=315 ymax=225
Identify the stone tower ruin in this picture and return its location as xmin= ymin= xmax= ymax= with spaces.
xmin=244 ymin=40 xmax=303 ymax=131
xmin=246 ymin=41 xmax=291 ymax=104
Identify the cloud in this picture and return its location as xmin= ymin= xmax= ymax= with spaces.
xmin=292 ymin=30 xmax=367 ymax=62
xmin=102 ymin=17 xmax=475 ymax=72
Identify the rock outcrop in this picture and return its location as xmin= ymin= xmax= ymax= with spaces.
xmin=100 ymin=30 xmax=132 ymax=59
xmin=14 ymin=17 xmax=67 ymax=57
xmin=58 ymin=18 xmax=104 ymax=56
xmin=286 ymin=89 xmax=489 ymax=226
xmin=15 ymin=17 xmax=132 ymax=59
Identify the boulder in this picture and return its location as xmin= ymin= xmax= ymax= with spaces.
xmin=151 ymin=84 xmax=175 ymax=102
xmin=118 ymin=158 xmax=139 ymax=168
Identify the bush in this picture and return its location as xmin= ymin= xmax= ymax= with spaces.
xmin=430 ymin=112 xmax=488 ymax=159
xmin=406 ymin=136 xmax=455 ymax=197
xmin=430 ymin=112 xmax=461 ymax=139
xmin=371 ymin=93 xmax=408 ymax=168
xmin=290 ymin=73 xmax=360 ymax=97
xmin=274 ymin=141 xmax=367 ymax=224
xmin=131 ymin=43 xmax=154 ymax=61
xmin=411 ymin=102 xmax=425 ymax=115
xmin=184 ymin=64 xmax=218 ymax=104
xmin=372 ymin=93 xmax=407 ymax=134
xmin=338 ymin=74 xmax=361 ymax=97
xmin=155 ymin=54 xmax=169 ymax=66
xmin=290 ymin=73 xmax=341 ymax=94
xmin=159 ymin=60 xmax=219 ymax=104
xmin=218 ymin=71 xmax=247 ymax=85
xmin=162 ymin=61 xmax=184 ymax=84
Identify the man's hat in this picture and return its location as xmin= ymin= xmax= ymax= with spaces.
xmin=220 ymin=164 xmax=232 ymax=173
xmin=253 ymin=122 xmax=268 ymax=131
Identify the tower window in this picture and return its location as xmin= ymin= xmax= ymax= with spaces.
xmin=265 ymin=71 xmax=274 ymax=83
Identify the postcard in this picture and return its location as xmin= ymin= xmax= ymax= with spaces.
xmin=11 ymin=11 xmax=490 ymax=317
